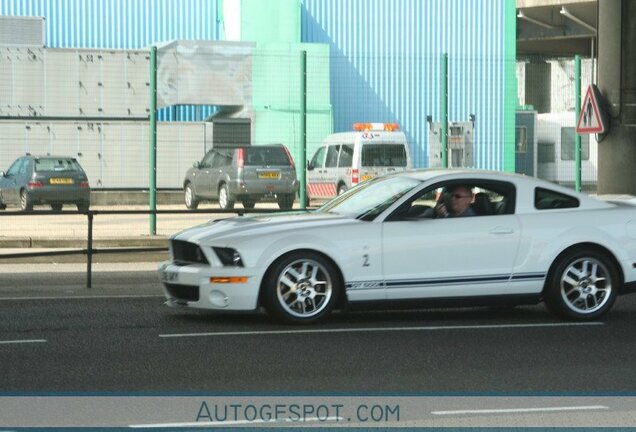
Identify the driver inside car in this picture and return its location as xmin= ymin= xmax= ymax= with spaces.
xmin=435 ymin=184 xmax=476 ymax=218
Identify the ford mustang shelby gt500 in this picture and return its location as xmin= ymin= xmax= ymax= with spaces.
xmin=159 ymin=169 xmax=636 ymax=323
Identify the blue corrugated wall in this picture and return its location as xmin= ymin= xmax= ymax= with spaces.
xmin=301 ymin=0 xmax=512 ymax=169
xmin=0 ymin=0 xmax=222 ymax=121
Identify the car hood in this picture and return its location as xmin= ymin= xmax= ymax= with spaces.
xmin=171 ymin=211 xmax=354 ymax=245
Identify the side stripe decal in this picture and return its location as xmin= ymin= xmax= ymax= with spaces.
xmin=346 ymin=273 xmax=546 ymax=290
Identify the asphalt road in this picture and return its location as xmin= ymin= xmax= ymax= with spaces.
xmin=2 ymin=269 xmax=636 ymax=394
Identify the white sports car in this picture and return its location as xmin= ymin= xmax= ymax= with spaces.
xmin=159 ymin=169 xmax=636 ymax=323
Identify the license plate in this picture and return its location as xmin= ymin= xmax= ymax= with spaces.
xmin=258 ymin=171 xmax=280 ymax=179
xmin=160 ymin=270 xmax=178 ymax=283
xmin=361 ymin=174 xmax=373 ymax=181
xmin=50 ymin=178 xmax=74 ymax=185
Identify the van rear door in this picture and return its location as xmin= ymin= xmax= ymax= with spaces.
xmin=359 ymin=143 xmax=409 ymax=181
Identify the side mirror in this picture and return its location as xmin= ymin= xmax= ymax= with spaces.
xmin=193 ymin=161 xmax=201 ymax=169
xmin=307 ymin=161 xmax=314 ymax=171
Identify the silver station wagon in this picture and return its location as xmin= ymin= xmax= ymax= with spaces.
xmin=183 ymin=145 xmax=299 ymax=210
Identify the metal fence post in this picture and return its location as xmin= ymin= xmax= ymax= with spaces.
xmin=575 ymin=54 xmax=582 ymax=192
xmin=299 ymin=50 xmax=307 ymax=209
xmin=441 ymin=53 xmax=449 ymax=168
xmin=86 ymin=211 xmax=93 ymax=289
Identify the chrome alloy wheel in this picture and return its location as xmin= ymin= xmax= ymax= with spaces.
xmin=560 ymin=257 xmax=612 ymax=315
xmin=219 ymin=186 xmax=228 ymax=208
xmin=276 ymin=258 xmax=333 ymax=318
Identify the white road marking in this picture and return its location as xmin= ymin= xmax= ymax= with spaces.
xmin=130 ymin=416 xmax=342 ymax=428
xmin=159 ymin=322 xmax=603 ymax=338
xmin=0 ymin=339 xmax=46 ymax=345
xmin=0 ymin=295 xmax=163 ymax=301
xmin=431 ymin=405 xmax=609 ymax=415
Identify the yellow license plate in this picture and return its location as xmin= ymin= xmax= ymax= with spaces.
xmin=49 ymin=178 xmax=74 ymax=185
xmin=258 ymin=171 xmax=280 ymax=179
xmin=361 ymin=174 xmax=374 ymax=181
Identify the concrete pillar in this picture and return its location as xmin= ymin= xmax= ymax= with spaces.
xmin=598 ymin=0 xmax=636 ymax=194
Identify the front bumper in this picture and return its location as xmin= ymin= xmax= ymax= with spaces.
xmin=158 ymin=261 xmax=261 ymax=311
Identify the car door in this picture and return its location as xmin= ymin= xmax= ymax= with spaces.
xmin=1 ymin=158 xmax=27 ymax=204
xmin=193 ymin=151 xmax=217 ymax=199
xmin=307 ymin=146 xmax=329 ymax=198
xmin=208 ymin=149 xmax=231 ymax=198
xmin=381 ymin=182 xmax=521 ymax=300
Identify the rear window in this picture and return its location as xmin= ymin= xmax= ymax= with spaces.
xmin=361 ymin=144 xmax=407 ymax=167
xmin=34 ymin=158 xmax=83 ymax=172
xmin=243 ymin=147 xmax=291 ymax=166
xmin=534 ymin=187 xmax=579 ymax=210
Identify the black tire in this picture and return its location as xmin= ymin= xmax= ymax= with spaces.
xmin=543 ymin=249 xmax=619 ymax=321
xmin=184 ymin=182 xmax=199 ymax=209
xmin=263 ymin=251 xmax=341 ymax=324
xmin=277 ymin=193 xmax=294 ymax=210
xmin=20 ymin=189 xmax=33 ymax=211
xmin=76 ymin=201 xmax=90 ymax=212
xmin=218 ymin=184 xmax=234 ymax=210
xmin=242 ymin=200 xmax=256 ymax=209
xmin=51 ymin=203 xmax=63 ymax=211
xmin=337 ymin=184 xmax=348 ymax=195
xmin=0 ymin=199 xmax=6 ymax=210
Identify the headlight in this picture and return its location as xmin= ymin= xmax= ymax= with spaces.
xmin=213 ymin=247 xmax=244 ymax=267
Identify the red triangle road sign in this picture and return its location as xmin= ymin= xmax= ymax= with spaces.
xmin=576 ymin=85 xmax=607 ymax=134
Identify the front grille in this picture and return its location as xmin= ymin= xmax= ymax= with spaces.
xmin=164 ymin=283 xmax=200 ymax=302
xmin=171 ymin=240 xmax=209 ymax=265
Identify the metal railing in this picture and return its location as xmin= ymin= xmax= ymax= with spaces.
xmin=0 ymin=208 xmax=293 ymax=288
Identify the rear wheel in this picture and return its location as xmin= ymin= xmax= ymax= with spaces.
xmin=241 ymin=199 xmax=256 ymax=209
xmin=277 ymin=193 xmax=294 ymax=210
xmin=544 ymin=249 xmax=618 ymax=320
xmin=184 ymin=183 xmax=199 ymax=209
xmin=76 ymin=201 xmax=89 ymax=212
xmin=337 ymin=184 xmax=348 ymax=195
xmin=51 ymin=203 xmax=63 ymax=211
xmin=218 ymin=184 xmax=234 ymax=210
xmin=20 ymin=190 xmax=33 ymax=211
xmin=264 ymin=251 xmax=341 ymax=324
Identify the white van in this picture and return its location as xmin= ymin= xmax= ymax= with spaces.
xmin=307 ymin=123 xmax=412 ymax=199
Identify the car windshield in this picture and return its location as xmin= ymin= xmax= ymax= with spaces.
xmin=35 ymin=158 xmax=82 ymax=172
xmin=316 ymin=175 xmax=422 ymax=220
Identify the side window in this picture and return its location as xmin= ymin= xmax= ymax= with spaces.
xmin=325 ymin=145 xmax=339 ymax=168
xmin=201 ymin=151 xmax=215 ymax=168
xmin=6 ymin=159 xmax=24 ymax=176
xmin=535 ymin=187 xmax=579 ymax=210
xmin=310 ymin=147 xmax=326 ymax=169
xmin=338 ymin=145 xmax=353 ymax=168
xmin=538 ymin=142 xmax=555 ymax=163
xmin=211 ymin=152 xmax=229 ymax=168
xmin=560 ymin=127 xmax=590 ymax=161
xmin=388 ymin=181 xmax=516 ymax=221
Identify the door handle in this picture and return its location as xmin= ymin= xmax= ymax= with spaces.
xmin=489 ymin=227 xmax=514 ymax=235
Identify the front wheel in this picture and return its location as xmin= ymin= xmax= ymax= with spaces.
xmin=543 ymin=249 xmax=619 ymax=320
xmin=184 ymin=183 xmax=199 ymax=209
xmin=264 ymin=252 xmax=341 ymax=324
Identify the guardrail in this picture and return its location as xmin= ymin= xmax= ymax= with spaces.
xmin=0 ymin=208 xmax=294 ymax=288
